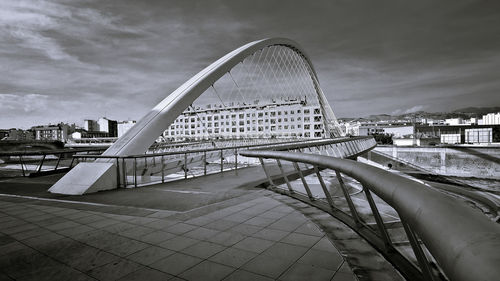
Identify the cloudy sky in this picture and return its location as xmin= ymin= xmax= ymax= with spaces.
xmin=1 ymin=0 xmax=500 ymax=128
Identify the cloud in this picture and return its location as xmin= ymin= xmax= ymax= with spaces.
xmin=0 ymin=93 xmax=49 ymax=112
xmin=391 ymin=105 xmax=427 ymax=115
xmin=1 ymin=0 xmax=499 ymax=128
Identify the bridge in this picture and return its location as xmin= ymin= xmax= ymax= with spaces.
xmin=0 ymin=38 xmax=498 ymax=281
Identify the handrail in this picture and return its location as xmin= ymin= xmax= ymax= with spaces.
xmin=239 ymin=150 xmax=500 ymax=281
xmin=72 ymin=137 xmax=370 ymax=159
xmin=0 ymin=147 xmax=105 ymax=157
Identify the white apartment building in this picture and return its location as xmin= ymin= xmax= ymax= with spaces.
xmin=482 ymin=112 xmax=500 ymax=125
xmin=163 ymin=100 xmax=325 ymax=141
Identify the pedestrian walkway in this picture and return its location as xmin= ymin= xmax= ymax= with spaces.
xmin=0 ymin=189 xmax=356 ymax=281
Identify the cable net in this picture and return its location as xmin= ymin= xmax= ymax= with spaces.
xmin=161 ymin=45 xmax=341 ymax=143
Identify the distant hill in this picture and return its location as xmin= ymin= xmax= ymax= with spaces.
xmin=340 ymin=106 xmax=499 ymax=120
xmin=452 ymin=107 xmax=500 ymax=115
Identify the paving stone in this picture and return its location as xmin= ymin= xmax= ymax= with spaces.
xmin=137 ymin=230 xmax=175 ymax=245
xmin=331 ymin=262 xmax=357 ymax=281
xmin=258 ymin=211 xmax=286 ymax=220
xmin=297 ymin=248 xmax=344 ymax=270
xmin=0 ymin=234 xmax=16 ymax=247
xmin=204 ymin=219 xmax=239 ymax=231
xmin=125 ymin=217 xmax=158 ymax=226
xmin=22 ymin=232 xmax=64 ymax=247
xmin=241 ymin=254 xmax=294 ymax=279
xmin=159 ymin=235 xmax=199 ymax=251
xmin=252 ymin=228 xmax=290 ymax=242
xmin=56 ymin=224 xmax=95 ymax=237
xmin=2 ymin=223 xmax=38 ymax=235
xmin=209 ymin=247 xmax=258 ymax=268
xmin=294 ymin=222 xmax=324 ymax=237
xmin=278 ymin=262 xmax=335 ymax=281
xmin=164 ymin=223 xmax=197 ymax=235
xmin=0 ymin=241 xmax=29 ymax=256
xmin=206 ymin=230 xmax=246 ymax=247
xmin=119 ymin=226 xmax=156 ymax=239
xmin=9 ymin=227 xmax=50 ymax=240
xmin=244 ymin=216 xmax=276 ymax=227
xmin=184 ymin=215 xmax=215 ymax=226
xmin=311 ymin=237 xmax=340 ymax=253
xmin=100 ymin=222 xmax=137 ymax=234
xmin=150 ymin=252 xmax=202 ymax=276
xmin=126 ymin=246 xmax=174 ymax=265
xmin=85 ymin=218 xmax=121 ymax=229
xmin=117 ymin=267 xmax=173 ymax=281
xmin=73 ymin=214 xmax=106 ymax=224
xmin=45 ymin=220 xmax=82 ymax=231
xmin=184 ymin=227 xmax=219 ymax=240
xmin=224 ymin=213 xmax=254 ymax=222
xmin=261 ymin=242 xmax=309 ymax=262
xmin=87 ymin=259 xmax=144 ymax=281
xmin=15 ymin=261 xmax=93 ymax=281
xmin=2 ymin=250 xmax=56 ymax=279
xmin=233 ymin=237 xmax=275 ymax=253
xmin=179 ymin=260 xmax=235 ymax=281
xmin=267 ymin=219 xmax=302 ymax=232
xmin=281 ymin=232 xmax=322 ymax=248
xmin=181 ymin=241 xmax=226 ymax=259
xmin=230 ymin=224 xmax=263 ymax=235
xmin=223 ymin=269 xmax=274 ymax=281
xmin=144 ymin=219 xmax=179 ymax=230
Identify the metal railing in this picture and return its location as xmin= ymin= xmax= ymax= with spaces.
xmin=0 ymin=147 xmax=106 ymax=177
xmin=74 ymin=137 xmax=375 ymax=188
xmin=239 ymin=150 xmax=500 ymax=281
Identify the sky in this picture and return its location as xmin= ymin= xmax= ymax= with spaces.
xmin=1 ymin=0 xmax=500 ymax=129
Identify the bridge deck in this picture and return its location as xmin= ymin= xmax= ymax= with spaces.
xmin=0 ymin=165 xmax=401 ymax=281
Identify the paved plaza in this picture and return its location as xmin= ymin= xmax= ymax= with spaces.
xmin=0 ymin=166 xmax=401 ymax=281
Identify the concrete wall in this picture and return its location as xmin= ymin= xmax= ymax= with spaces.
xmin=373 ymin=146 xmax=500 ymax=179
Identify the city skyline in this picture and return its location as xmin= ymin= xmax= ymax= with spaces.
xmin=2 ymin=0 xmax=500 ymax=129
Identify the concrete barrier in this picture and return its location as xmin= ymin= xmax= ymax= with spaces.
xmin=374 ymin=146 xmax=500 ymax=179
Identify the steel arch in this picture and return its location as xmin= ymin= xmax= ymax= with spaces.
xmin=104 ymin=38 xmax=339 ymax=157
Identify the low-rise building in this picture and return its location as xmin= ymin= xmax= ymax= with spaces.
xmin=32 ymin=124 xmax=69 ymax=142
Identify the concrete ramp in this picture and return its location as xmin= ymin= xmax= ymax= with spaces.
xmin=48 ymin=162 xmax=117 ymax=195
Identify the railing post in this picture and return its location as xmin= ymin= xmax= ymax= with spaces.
xmin=134 ymin=157 xmax=137 ymax=188
xmin=402 ymin=221 xmax=437 ymax=281
xmin=54 ymin=153 xmax=62 ymax=170
xmin=314 ymin=166 xmax=335 ymax=209
xmin=19 ymin=155 xmax=25 ymax=177
xmin=37 ymin=155 xmax=46 ymax=173
xmin=115 ymin=158 xmax=120 ymax=188
xmin=363 ymin=187 xmax=392 ymax=249
xmin=259 ymin=157 xmax=275 ymax=188
xmin=161 ymin=155 xmax=165 ymax=183
xmin=234 ymin=149 xmax=238 ymax=171
xmin=203 ymin=151 xmax=207 ymax=175
xmin=122 ymin=158 xmax=127 ymax=187
xmin=293 ymin=162 xmax=314 ymax=200
xmin=276 ymin=159 xmax=294 ymax=193
xmin=184 ymin=153 xmax=188 ymax=179
xmin=69 ymin=156 xmax=75 ymax=169
xmin=335 ymin=171 xmax=361 ymax=224
xmin=220 ymin=149 xmax=224 ymax=173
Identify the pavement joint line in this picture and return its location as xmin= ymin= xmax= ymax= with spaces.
xmin=0 ymin=193 xmax=179 ymax=214
xmin=156 ymin=189 xmax=211 ymax=194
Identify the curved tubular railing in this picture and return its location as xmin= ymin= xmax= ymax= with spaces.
xmin=239 ymin=150 xmax=500 ymax=281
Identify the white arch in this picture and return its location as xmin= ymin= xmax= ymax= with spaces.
xmin=105 ymin=38 xmax=338 ymax=157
